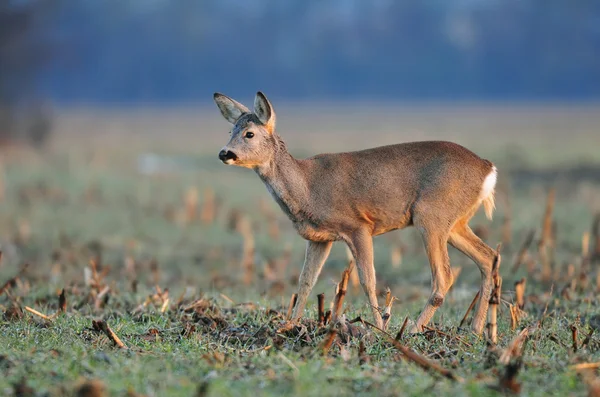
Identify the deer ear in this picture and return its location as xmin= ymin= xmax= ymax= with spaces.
xmin=213 ymin=93 xmax=250 ymax=124
xmin=253 ymin=91 xmax=276 ymax=133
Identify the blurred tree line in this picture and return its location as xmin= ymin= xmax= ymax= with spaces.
xmin=44 ymin=0 xmax=600 ymax=102
xmin=2 ymin=0 xmax=600 ymax=126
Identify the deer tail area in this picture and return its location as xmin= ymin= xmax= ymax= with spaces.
xmin=480 ymin=165 xmax=497 ymax=220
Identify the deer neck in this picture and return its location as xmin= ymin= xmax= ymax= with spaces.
xmin=255 ymin=136 xmax=310 ymax=222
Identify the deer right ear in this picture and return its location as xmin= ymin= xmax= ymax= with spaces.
xmin=254 ymin=91 xmax=276 ymax=134
xmin=213 ymin=93 xmax=250 ymax=124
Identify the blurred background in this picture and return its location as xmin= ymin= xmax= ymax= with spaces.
xmin=1 ymin=0 xmax=600 ymax=298
xmin=2 ymin=0 xmax=600 ymax=137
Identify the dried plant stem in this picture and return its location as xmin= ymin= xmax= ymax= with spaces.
xmin=58 ymin=288 xmax=67 ymax=313
xmin=512 ymin=230 xmax=535 ymax=273
xmin=396 ymin=316 xmax=410 ymax=341
xmin=317 ymin=293 xmax=325 ymax=326
xmin=422 ymin=325 xmax=472 ymax=347
xmin=321 ymin=328 xmax=338 ymax=354
xmin=381 ymin=288 xmax=395 ymax=330
xmin=571 ymin=324 xmax=579 ymax=352
xmin=499 ymin=327 xmax=530 ymax=365
xmin=358 ymin=318 xmax=462 ymax=382
xmin=459 ymin=291 xmax=480 ymax=329
xmin=286 ymin=294 xmax=298 ymax=320
xmin=515 ymin=278 xmax=526 ymax=310
xmin=345 ymin=247 xmax=360 ymax=290
xmin=93 ymin=320 xmax=127 ymax=349
xmin=24 ymin=306 xmax=53 ymax=321
xmin=331 ymin=269 xmax=350 ymax=323
xmin=570 ymin=362 xmax=600 ymax=371
xmin=488 ymin=244 xmax=503 ymax=345
xmin=539 ymin=188 xmax=555 ymax=281
xmin=582 ymin=328 xmax=596 ymax=349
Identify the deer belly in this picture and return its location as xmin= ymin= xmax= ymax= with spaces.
xmin=293 ymin=221 xmax=338 ymax=242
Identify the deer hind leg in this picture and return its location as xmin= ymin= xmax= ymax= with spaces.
xmin=291 ymin=240 xmax=333 ymax=322
xmin=448 ymin=222 xmax=496 ymax=334
xmin=347 ymin=228 xmax=384 ymax=328
xmin=413 ymin=227 xmax=454 ymax=332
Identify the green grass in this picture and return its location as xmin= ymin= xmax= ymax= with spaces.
xmin=1 ymin=106 xmax=600 ymax=396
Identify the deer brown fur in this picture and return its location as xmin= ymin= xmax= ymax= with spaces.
xmin=214 ymin=91 xmax=497 ymax=334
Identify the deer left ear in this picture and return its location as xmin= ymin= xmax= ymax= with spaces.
xmin=254 ymin=91 xmax=276 ymax=134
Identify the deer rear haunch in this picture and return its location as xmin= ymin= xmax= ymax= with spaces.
xmin=213 ymin=91 xmax=497 ymax=334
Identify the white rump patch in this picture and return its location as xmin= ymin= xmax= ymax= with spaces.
xmin=481 ymin=166 xmax=497 ymax=200
xmin=480 ymin=166 xmax=497 ymax=220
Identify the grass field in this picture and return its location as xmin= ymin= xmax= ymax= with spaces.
xmin=1 ymin=104 xmax=600 ymax=396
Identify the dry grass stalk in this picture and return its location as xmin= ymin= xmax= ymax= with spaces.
xmin=381 ymin=288 xmax=396 ymax=330
xmin=493 ymin=327 xmax=531 ymax=394
xmin=582 ymin=328 xmax=596 ymax=349
xmin=285 ymin=294 xmax=298 ymax=320
xmin=539 ymin=188 xmax=555 ymax=280
xmin=512 ymin=230 xmax=535 ymax=273
xmin=459 ymin=291 xmax=480 ymax=329
xmin=515 ymin=278 xmax=526 ymax=310
xmin=570 ymin=362 xmax=600 ymax=371
xmin=345 ymin=246 xmax=360 ymax=290
xmin=423 ymin=325 xmax=473 ymax=348
xmin=488 ymin=244 xmax=503 ymax=345
xmin=200 ymin=187 xmax=216 ymax=225
xmin=317 ymin=293 xmax=325 ymax=326
xmin=360 ymin=318 xmax=463 ymax=382
xmin=92 ymin=319 xmax=128 ymax=349
xmin=94 ymin=285 xmax=110 ymax=310
xmin=395 ymin=316 xmax=410 ymax=340
xmin=321 ymin=328 xmax=338 ymax=355
xmin=509 ymin=304 xmax=526 ymax=330
xmin=160 ymin=298 xmax=170 ymax=313
xmin=499 ymin=327 xmax=530 ymax=365
xmin=24 ymin=306 xmax=53 ymax=321
xmin=324 ymin=310 xmax=332 ymax=325
xmin=332 ymin=269 xmax=351 ymax=323
xmin=59 ymin=288 xmax=67 ymax=313
xmin=571 ymin=324 xmax=579 ymax=352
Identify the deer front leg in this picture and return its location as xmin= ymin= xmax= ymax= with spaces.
xmin=291 ymin=240 xmax=333 ymax=322
xmin=347 ymin=229 xmax=384 ymax=329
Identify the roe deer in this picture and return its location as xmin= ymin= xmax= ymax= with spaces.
xmin=214 ymin=91 xmax=498 ymax=334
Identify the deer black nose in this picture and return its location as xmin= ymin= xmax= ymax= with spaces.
xmin=219 ymin=150 xmax=237 ymax=162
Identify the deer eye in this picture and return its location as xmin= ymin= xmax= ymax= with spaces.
xmin=245 ymin=131 xmax=255 ymax=139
